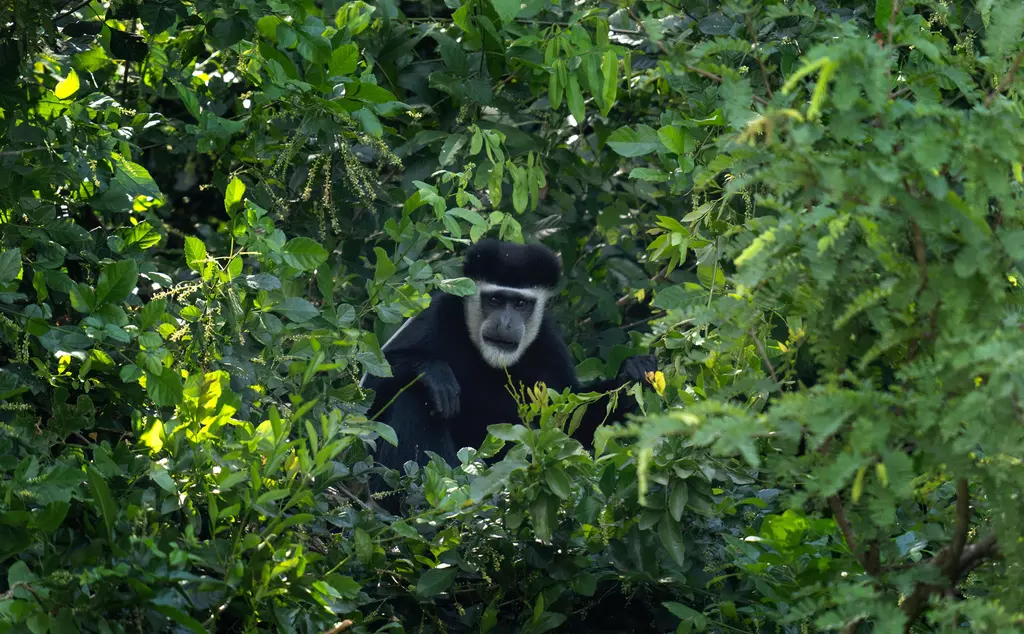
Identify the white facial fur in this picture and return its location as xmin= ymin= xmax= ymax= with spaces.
xmin=465 ymin=282 xmax=551 ymax=369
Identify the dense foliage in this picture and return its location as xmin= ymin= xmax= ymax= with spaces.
xmin=2 ymin=0 xmax=1024 ymax=632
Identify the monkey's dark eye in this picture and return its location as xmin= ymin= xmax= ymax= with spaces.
xmin=514 ymin=298 xmax=527 ymax=309
xmin=488 ymin=296 xmax=503 ymax=307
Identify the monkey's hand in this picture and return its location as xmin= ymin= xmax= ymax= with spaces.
xmin=617 ymin=355 xmax=658 ymax=385
xmin=418 ymin=361 xmax=461 ymax=419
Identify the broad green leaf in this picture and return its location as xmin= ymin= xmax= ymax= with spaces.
xmin=658 ymin=514 xmax=686 ymax=566
xmin=273 ymin=298 xmax=320 ymax=323
xmin=530 ymin=492 xmax=558 ymax=543
xmin=549 ymin=61 xmax=564 ymax=109
xmin=112 ymin=153 xmax=161 ymax=199
xmin=600 ymin=51 xmax=617 ymax=116
xmin=281 ymin=237 xmax=328 ymax=271
xmin=436 ymin=277 xmax=476 ymax=296
xmin=490 ymin=0 xmax=520 ymax=23
xmin=94 ymin=260 xmax=138 ymax=306
xmin=69 ymin=283 xmax=95 ymax=313
xmin=372 ymin=247 xmax=397 ymax=284
xmin=875 ymin=0 xmax=894 ymax=31
xmin=566 ymin=73 xmax=584 ymax=125
xmin=669 ymin=480 xmax=689 ymax=521
xmin=147 ymin=369 xmax=183 ymax=408
xmin=606 ymin=125 xmax=661 ymax=157
xmin=468 ymin=458 xmax=529 ymax=502
xmin=54 ymin=69 xmax=80 ymax=99
xmin=658 ymin=125 xmax=693 ymax=154
xmin=226 ymin=256 xmax=242 ymax=281
xmin=86 ymin=466 xmax=116 ymax=541
xmin=225 ymin=176 xmax=246 ymax=214
xmin=629 ymin=167 xmax=668 ymax=182
xmin=544 ymin=465 xmax=572 ymax=499
xmin=329 ymin=43 xmax=359 ymax=76
xmin=415 ymin=566 xmax=457 ymax=599
xmin=0 ymin=249 xmax=21 ymax=283
xmin=184 ymin=236 xmax=208 ymax=272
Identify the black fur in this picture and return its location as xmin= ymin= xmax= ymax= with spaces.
xmin=462 ymin=238 xmax=561 ymax=289
xmin=361 ymin=241 xmax=656 ymax=475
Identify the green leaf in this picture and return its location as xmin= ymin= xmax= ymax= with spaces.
xmin=720 ymin=75 xmax=755 ymax=130
xmin=329 ymin=43 xmax=359 ymax=76
xmin=658 ymin=513 xmax=686 ymax=566
xmin=658 ymin=125 xmax=692 ymax=154
xmin=273 ymin=298 xmax=320 ymax=323
xmin=0 ymin=249 xmax=22 ymax=283
xmin=147 ymin=369 xmax=183 ymax=408
xmin=415 ymin=566 xmax=458 ymax=599
xmin=119 ymin=364 xmax=142 ymax=383
xmin=69 ymin=283 xmax=95 ymax=314
xmin=94 ymin=260 xmax=138 ymax=306
xmin=150 ymin=605 xmax=210 ymax=634
xmin=296 ymin=28 xmax=332 ymax=63
xmin=669 ymin=480 xmax=689 ymax=521
xmin=549 ymin=61 xmax=564 ymax=109
xmin=112 ymin=153 xmax=161 ymax=199
xmin=436 ymin=277 xmax=476 ymax=296
xmin=468 ymin=458 xmax=529 ymax=502
xmin=606 ymin=124 xmax=661 ymax=157
xmin=628 ymin=167 xmax=668 ymax=182
xmin=86 ymin=466 xmax=116 ymax=541
xmin=985 ymin=1 xmax=1024 ymax=58
xmin=55 ymin=69 xmax=81 ymax=99
xmin=530 ymin=492 xmax=558 ymax=543
xmin=566 ymin=73 xmax=585 ymax=125
xmin=544 ymin=465 xmax=572 ymax=500
xmin=874 ymin=0 xmax=894 ymax=31
xmin=600 ymin=51 xmax=617 ymax=116
xmin=224 ymin=176 xmax=246 ymax=214
xmin=184 ymin=236 xmax=208 ymax=272
xmin=281 ymin=237 xmax=329 ymax=271
xmin=439 ymin=133 xmax=466 ymax=167
xmin=490 ymin=0 xmax=521 ymax=25
xmin=372 ymin=247 xmax=397 ymax=284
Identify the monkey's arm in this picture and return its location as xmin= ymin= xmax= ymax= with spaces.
xmin=535 ymin=319 xmax=655 ymax=446
xmin=364 ymin=300 xmax=461 ymax=419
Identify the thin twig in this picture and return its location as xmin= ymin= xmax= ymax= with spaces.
xmin=0 ymin=145 xmax=67 ymax=157
xmin=750 ymin=324 xmax=779 ymax=383
xmin=947 ymin=478 xmax=970 ymax=578
xmin=983 ymin=49 xmax=1024 ymax=107
xmin=746 ymin=16 xmax=774 ymax=99
xmin=828 ymin=495 xmax=862 ymax=566
xmin=53 ymin=0 xmax=93 ymax=21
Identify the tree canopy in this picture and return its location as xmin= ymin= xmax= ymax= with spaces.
xmin=1 ymin=0 xmax=1024 ymax=632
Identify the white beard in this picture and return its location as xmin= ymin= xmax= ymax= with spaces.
xmin=465 ymin=282 xmax=550 ymax=369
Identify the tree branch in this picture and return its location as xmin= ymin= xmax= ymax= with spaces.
xmin=983 ymin=49 xmax=1024 ymax=107
xmin=901 ymin=532 xmax=1000 ymax=632
xmin=946 ymin=478 xmax=969 ymax=579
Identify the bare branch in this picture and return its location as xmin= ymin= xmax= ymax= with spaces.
xmin=750 ymin=324 xmax=779 ymax=383
xmin=984 ymin=49 xmax=1024 ymax=107
xmin=946 ymin=478 xmax=969 ymax=579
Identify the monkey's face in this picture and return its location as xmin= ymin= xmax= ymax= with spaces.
xmin=465 ymin=285 xmax=548 ymax=368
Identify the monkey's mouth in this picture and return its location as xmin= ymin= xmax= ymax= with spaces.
xmin=484 ymin=336 xmax=518 ymax=352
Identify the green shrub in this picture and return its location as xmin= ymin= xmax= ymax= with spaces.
xmin=1 ymin=0 xmax=1023 ymax=632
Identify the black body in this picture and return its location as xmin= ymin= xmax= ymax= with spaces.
xmin=361 ymin=239 xmax=656 ymax=475
xmin=363 ymin=291 xmax=653 ymax=470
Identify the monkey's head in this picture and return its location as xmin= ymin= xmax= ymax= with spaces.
xmin=462 ymin=239 xmax=561 ymax=369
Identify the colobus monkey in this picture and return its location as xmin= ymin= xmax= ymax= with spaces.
xmin=360 ymin=239 xmax=657 ymax=472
